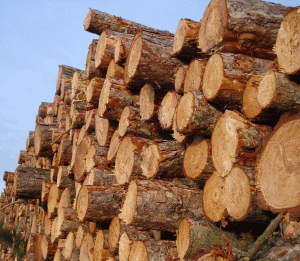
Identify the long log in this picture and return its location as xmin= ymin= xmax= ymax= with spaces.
xmin=198 ymin=0 xmax=292 ymax=59
xmin=119 ymin=179 xmax=204 ymax=232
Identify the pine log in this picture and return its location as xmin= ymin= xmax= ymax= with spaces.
xmin=158 ymin=91 xmax=181 ymax=131
xmin=255 ymin=114 xmax=300 ymax=214
xmin=63 ymin=232 xmax=80 ymax=261
xmin=56 ymin=65 xmax=77 ymax=95
xmin=106 ymin=59 xmax=125 ymax=78
xmin=139 ymin=83 xmax=160 ymax=121
xmin=173 ymin=18 xmax=204 ymax=63
xmin=93 ymin=230 xmax=115 ymax=260
xmin=128 ymin=239 xmax=178 ymax=261
xmin=2 ymin=171 xmax=9 ymax=182
xmin=52 ymin=127 xmax=68 ymax=145
xmin=124 ymin=31 xmax=182 ymax=93
xmin=52 ymin=94 xmax=63 ymax=116
xmin=211 ymin=110 xmax=271 ymax=177
xmin=86 ymin=77 xmax=105 ymax=106
xmin=114 ymin=136 xmax=150 ymax=184
xmin=76 ymin=185 xmax=124 ymax=222
xmin=176 ymin=90 xmax=222 ymax=136
xmin=35 ymin=234 xmax=56 ymax=261
xmin=174 ymin=64 xmax=188 ymax=94
xmin=202 ymin=53 xmax=275 ymax=111
xmin=70 ymin=101 xmax=86 ymax=129
xmin=13 ymin=166 xmax=51 ymax=199
xmin=86 ymin=60 xmax=103 ymax=79
xmin=183 ymin=136 xmax=213 ymax=181
xmin=198 ymin=0 xmax=291 ymax=59
xmin=107 ymin=128 xmax=122 ymax=162
xmin=41 ymin=181 xmax=55 ymax=207
xmin=141 ymin=139 xmax=185 ymax=179
xmin=176 ymin=218 xmax=254 ymax=260
xmin=275 ymin=7 xmax=300 ymax=74
xmin=95 ymin=114 xmax=118 ymax=146
xmin=57 ymin=166 xmax=75 ymax=190
xmin=85 ymin=109 xmax=96 ymax=132
xmin=172 ymin=106 xmax=187 ymax=144
xmin=119 ymin=179 xmax=204 ymax=232
xmin=84 ymin=8 xmax=174 ymax=37
xmin=38 ymin=102 xmax=53 ymax=119
xmin=57 ymin=104 xmax=70 ymax=126
xmin=84 ymin=167 xmax=116 ymax=186
xmin=75 ymin=224 xmax=90 ymax=249
xmin=56 ymin=138 xmax=72 ymax=166
xmin=57 ymin=187 xmax=73 ymax=214
xmin=47 ymin=183 xmax=61 ymax=219
xmin=98 ymin=77 xmax=139 ymax=121
xmin=34 ymin=124 xmax=57 ymax=157
xmin=71 ymin=70 xmax=89 ymax=100
xmin=61 ymin=78 xmax=72 ymax=102
xmin=79 ymin=232 xmax=94 ymax=261
xmin=86 ymin=39 xmax=98 ymax=65
xmin=26 ymin=131 xmax=35 ymax=151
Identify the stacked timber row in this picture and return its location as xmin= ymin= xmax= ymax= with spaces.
xmin=0 ymin=0 xmax=300 ymax=260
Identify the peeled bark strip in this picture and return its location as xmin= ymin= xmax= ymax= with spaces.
xmin=202 ymin=53 xmax=275 ymax=110
xmin=198 ymin=0 xmax=291 ymax=59
xmin=114 ymin=136 xmax=150 ymax=185
xmin=84 ymin=8 xmax=174 ymax=37
xmin=86 ymin=77 xmax=105 ymax=107
xmin=71 ymin=70 xmax=89 ymax=100
xmin=34 ymin=124 xmax=57 ymax=157
xmin=124 ymin=31 xmax=182 ymax=93
xmin=211 ymin=110 xmax=271 ymax=177
xmin=80 ymin=232 xmax=94 ymax=261
xmin=173 ymin=19 xmax=203 ymax=63
xmin=128 ymin=239 xmax=177 ymax=261
xmin=141 ymin=139 xmax=185 ymax=179
xmin=13 ymin=166 xmax=51 ymax=199
xmin=183 ymin=136 xmax=213 ymax=181
xmin=56 ymin=65 xmax=77 ymax=94
xmin=256 ymin=115 xmax=300 ymax=213
xmin=119 ymin=179 xmax=204 ymax=232
xmin=176 ymin=90 xmax=222 ymax=137
xmin=174 ymin=64 xmax=188 ymax=94
xmin=76 ymin=185 xmax=124 ymax=222
xmin=98 ymin=77 xmax=139 ymax=121
xmin=176 ymin=218 xmax=254 ymax=260
xmin=275 ymin=8 xmax=300 ymax=74
xmin=183 ymin=58 xmax=207 ymax=93
xmin=95 ymin=114 xmax=118 ymax=146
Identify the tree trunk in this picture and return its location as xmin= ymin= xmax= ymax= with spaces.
xmin=98 ymin=77 xmax=139 ymax=121
xmin=124 ymin=31 xmax=182 ymax=94
xmin=84 ymin=8 xmax=174 ymax=37
xmin=119 ymin=179 xmax=204 ymax=232
xmin=176 ymin=90 xmax=222 ymax=137
xmin=275 ymin=7 xmax=300 ymax=74
xmin=86 ymin=77 xmax=105 ymax=106
xmin=76 ymin=185 xmax=125 ymax=222
xmin=198 ymin=0 xmax=292 ymax=59
xmin=56 ymin=65 xmax=77 ymax=95
xmin=95 ymin=114 xmax=118 ymax=146
xmin=13 ymin=166 xmax=51 ymax=199
xmin=202 ymin=53 xmax=275 ymax=111
xmin=183 ymin=136 xmax=213 ymax=182
xmin=211 ymin=110 xmax=271 ymax=177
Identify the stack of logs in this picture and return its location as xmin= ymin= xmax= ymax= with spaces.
xmin=1 ymin=0 xmax=300 ymax=260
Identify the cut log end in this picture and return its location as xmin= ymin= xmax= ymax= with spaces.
xmin=140 ymin=84 xmax=155 ymax=120
xmin=76 ymin=185 xmax=88 ymax=222
xmin=173 ymin=20 xmax=187 ymax=56
xmin=203 ymin=171 xmax=226 ymax=222
xmin=172 ymin=106 xmax=186 ymax=143
xmin=174 ymin=65 xmax=187 ymax=94
xmin=98 ymin=78 xmax=111 ymax=118
xmin=95 ymin=116 xmax=110 ymax=146
xmin=107 ymin=129 xmax=122 ymax=161
xmin=119 ymin=180 xmax=137 ymax=225
xmin=84 ymin=9 xmax=93 ymax=31
xmin=128 ymin=241 xmax=149 ymax=261
xmin=63 ymin=232 xmax=74 ymax=260
xmin=119 ymin=232 xmax=132 ymax=261
xmin=176 ymin=218 xmax=191 ymax=260
xmin=176 ymin=91 xmax=195 ymax=131
xmin=183 ymin=59 xmax=207 ymax=93
xmin=257 ymin=70 xmax=277 ymax=109
xmin=108 ymin=216 xmax=121 ymax=250
xmin=141 ymin=143 xmax=160 ymax=179
xmin=158 ymin=91 xmax=179 ymax=130
xmin=119 ymin=106 xmax=131 ymax=137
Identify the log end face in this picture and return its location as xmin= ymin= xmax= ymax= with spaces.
xmin=63 ymin=232 xmax=74 ymax=260
xmin=107 ymin=129 xmax=122 ymax=161
xmin=176 ymin=218 xmax=191 ymax=260
xmin=140 ymin=84 xmax=155 ymax=121
xmin=173 ymin=20 xmax=187 ymax=55
xmin=158 ymin=91 xmax=178 ymax=130
xmin=172 ymin=107 xmax=186 ymax=143
xmin=95 ymin=116 xmax=110 ymax=146
xmin=76 ymin=185 xmax=89 ymax=222
xmin=95 ymin=31 xmax=107 ymax=68
xmin=98 ymin=78 xmax=111 ymax=118
xmin=108 ymin=216 xmax=121 ymax=250
xmin=128 ymin=241 xmax=149 ymax=261
xmin=119 ymin=232 xmax=132 ymax=261
xmin=141 ymin=143 xmax=160 ymax=179
xmin=119 ymin=106 xmax=131 ymax=137
xmin=84 ymin=9 xmax=93 ymax=31
xmin=119 ymin=180 xmax=137 ymax=225
xmin=183 ymin=59 xmax=206 ymax=93
xmin=257 ymin=70 xmax=277 ymax=109
xmin=80 ymin=233 xmax=94 ymax=261
xmin=174 ymin=65 xmax=186 ymax=93
xmin=176 ymin=91 xmax=195 ymax=132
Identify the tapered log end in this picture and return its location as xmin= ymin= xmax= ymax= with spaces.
xmin=256 ymin=118 xmax=300 ymax=212
xmin=128 ymin=241 xmax=149 ymax=261
xmin=176 ymin=218 xmax=190 ymax=260
xmin=140 ymin=84 xmax=155 ymax=120
xmin=275 ymin=8 xmax=300 ymax=74
xmin=76 ymin=185 xmax=88 ymax=222
xmin=257 ymin=70 xmax=277 ymax=109
xmin=198 ymin=0 xmax=228 ymax=53
xmin=203 ymin=171 xmax=226 ymax=222
xmin=224 ymin=167 xmax=251 ymax=221
xmin=119 ymin=180 xmax=137 ymax=225
xmin=141 ymin=143 xmax=160 ymax=179
xmin=176 ymin=91 xmax=195 ymax=132
xmin=158 ymin=91 xmax=179 ymax=130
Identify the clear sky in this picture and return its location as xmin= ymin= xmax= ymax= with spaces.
xmin=0 ymin=0 xmax=297 ymax=193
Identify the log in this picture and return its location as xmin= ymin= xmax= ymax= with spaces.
xmin=56 ymin=65 xmax=77 ymax=95
xmin=183 ymin=136 xmax=213 ymax=182
xmin=124 ymin=31 xmax=182 ymax=93
xmin=106 ymin=59 xmax=125 ymax=78
xmin=95 ymin=114 xmax=118 ymax=146
xmin=38 ymin=102 xmax=53 ymax=119
xmin=275 ymin=7 xmax=300 ymax=74
xmin=57 ymin=187 xmax=73 ymax=213
xmin=83 ymin=167 xmax=116 ymax=186
xmin=107 ymin=128 xmax=122 ymax=162
xmin=86 ymin=77 xmax=105 ymax=106
xmin=211 ymin=110 xmax=271 ymax=177
xmin=57 ymin=104 xmax=70 ymax=126
xmin=139 ymin=83 xmax=159 ymax=121
xmin=84 ymin=8 xmax=174 ymax=37
xmin=174 ymin=64 xmax=188 ymax=94
xmin=57 ymin=166 xmax=75 ymax=190
xmin=63 ymin=232 xmax=80 ymax=261
xmin=61 ymin=78 xmax=72 ymax=102
xmin=176 ymin=90 xmax=222 ymax=136
xmin=79 ymin=232 xmax=94 ymax=261
xmin=158 ymin=91 xmax=181 ymax=130
xmin=86 ymin=39 xmax=98 ymax=65
xmin=255 ymin=113 xmax=300 ymax=214
xmin=202 ymin=53 xmax=275 ymax=110
xmin=85 ymin=109 xmax=96 ymax=133
xmin=75 ymin=224 xmax=90 ymax=249
xmin=34 ymin=124 xmax=57 ymax=157
xmin=13 ymin=166 xmax=51 ymax=199
xmin=47 ymin=183 xmax=61 ymax=219
xmin=198 ymin=0 xmax=292 ymax=59
xmin=173 ymin=18 xmax=204 ymax=63
xmin=98 ymin=77 xmax=139 ymax=121
xmin=26 ymin=131 xmax=35 ymax=151
xmin=56 ymin=138 xmax=72 ymax=166
xmin=86 ymin=60 xmax=103 ymax=79
xmin=35 ymin=234 xmax=56 ymax=261
xmin=41 ymin=181 xmax=55 ymax=207
xmin=76 ymin=185 xmax=124 ymax=222
xmin=119 ymin=179 xmax=204 ymax=232
xmin=114 ymin=32 xmax=134 ymax=65
xmin=71 ymin=70 xmax=89 ymax=100
xmin=172 ymin=106 xmax=187 ymax=144
xmin=93 ymin=230 xmax=115 ymax=260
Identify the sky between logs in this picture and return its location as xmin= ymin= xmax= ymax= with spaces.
xmin=0 ymin=0 xmax=297 ymax=193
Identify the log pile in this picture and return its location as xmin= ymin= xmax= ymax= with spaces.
xmin=1 ymin=1 xmax=300 ymax=260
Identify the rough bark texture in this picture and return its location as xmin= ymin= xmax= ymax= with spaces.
xmin=13 ymin=166 xmax=51 ymax=199
xmin=34 ymin=124 xmax=57 ymax=157
xmin=199 ymin=0 xmax=292 ymax=59
xmin=119 ymin=179 xmax=204 ymax=232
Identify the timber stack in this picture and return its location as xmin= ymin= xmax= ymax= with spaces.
xmin=1 ymin=0 xmax=300 ymax=260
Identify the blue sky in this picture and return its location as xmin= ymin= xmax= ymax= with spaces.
xmin=0 ymin=0 xmax=297 ymax=193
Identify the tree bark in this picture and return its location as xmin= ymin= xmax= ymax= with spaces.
xmin=13 ymin=166 xmax=51 ymax=199
xmin=198 ymin=0 xmax=292 ymax=59
xmin=202 ymin=53 xmax=275 ymax=111
xmin=56 ymin=65 xmax=77 ymax=95
xmin=176 ymin=90 xmax=222 ymax=137
xmin=119 ymin=179 xmax=204 ymax=232
xmin=76 ymin=185 xmax=125 ymax=222
xmin=275 ymin=8 xmax=300 ymax=74
xmin=84 ymin=8 xmax=174 ymax=37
